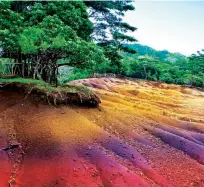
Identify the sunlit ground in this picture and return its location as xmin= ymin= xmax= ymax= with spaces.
xmin=1 ymin=78 xmax=204 ymax=187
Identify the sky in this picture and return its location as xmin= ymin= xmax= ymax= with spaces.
xmin=124 ymin=1 xmax=204 ymax=56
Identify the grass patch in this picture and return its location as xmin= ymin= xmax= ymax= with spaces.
xmin=0 ymin=78 xmax=100 ymax=107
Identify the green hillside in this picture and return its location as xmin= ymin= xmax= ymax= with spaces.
xmin=125 ymin=43 xmax=186 ymax=62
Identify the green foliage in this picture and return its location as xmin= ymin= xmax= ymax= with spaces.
xmin=121 ymin=51 xmax=204 ymax=88
xmin=1 ymin=1 xmax=108 ymax=84
xmin=86 ymin=1 xmax=137 ymax=70
xmin=0 ymin=58 xmax=15 ymax=76
xmin=0 ymin=77 xmax=46 ymax=85
xmin=0 ymin=1 xmax=23 ymax=53
xmin=23 ymin=1 xmax=93 ymax=41
xmin=62 ymin=68 xmax=92 ymax=83
xmin=0 ymin=77 xmax=91 ymax=95
xmin=65 ymin=41 xmax=108 ymax=69
xmin=19 ymin=27 xmax=45 ymax=53
xmin=159 ymin=73 xmax=174 ymax=83
xmin=125 ymin=44 xmax=186 ymax=62
xmin=188 ymin=50 xmax=204 ymax=74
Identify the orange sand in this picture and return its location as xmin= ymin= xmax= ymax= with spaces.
xmin=0 ymin=78 xmax=204 ymax=187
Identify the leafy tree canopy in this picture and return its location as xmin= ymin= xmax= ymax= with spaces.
xmin=0 ymin=1 xmax=108 ymax=83
xmin=85 ymin=0 xmax=137 ymax=71
xmin=188 ymin=50 xmax=204 ymax=74
xmin=125 ymin=43 xmax=186 ymax=62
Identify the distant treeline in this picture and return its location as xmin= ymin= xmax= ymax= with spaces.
xmin=119 ymin=45 xmax=204 ymax=88
xmin=125 ymin=44 xmax=186 ymax=62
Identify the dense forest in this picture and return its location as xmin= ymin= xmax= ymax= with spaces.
xmin=0 ymin=1 xmax=204 ymax=88
xmin=122 ymin=45 xmax=204 ymax=88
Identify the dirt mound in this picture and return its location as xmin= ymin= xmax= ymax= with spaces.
xmin=1 ymin=78 xmax=204 ymax=187
xmin=0 ymin=80 xmax=101 ymax=107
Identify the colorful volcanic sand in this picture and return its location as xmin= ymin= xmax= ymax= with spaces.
xmin=0 ymin=78 xmax=204 ymax=187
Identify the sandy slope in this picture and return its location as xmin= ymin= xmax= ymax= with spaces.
xmin=0 ymin=78 xmax=204 ymax=187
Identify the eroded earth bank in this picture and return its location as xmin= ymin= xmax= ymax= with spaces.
xmin=1 ymin=78 xmax=204 ymax=187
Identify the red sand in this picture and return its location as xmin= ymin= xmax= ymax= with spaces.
xmin=0 ymin=78 xmax=204 ymax=187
